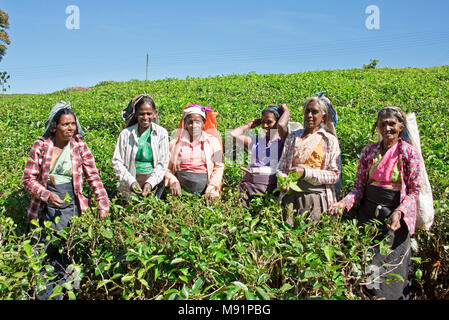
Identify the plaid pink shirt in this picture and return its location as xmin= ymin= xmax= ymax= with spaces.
xmin=277 ymin=128 xmax=341 ymax=205
xmin=341 ymin=139 xmax=421 ymax=235
xmin=23 ymin=134 xmax=109 ymax=221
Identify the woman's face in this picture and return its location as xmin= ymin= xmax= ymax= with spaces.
xmin=304 ymin=100 xmax=323 ymax=132
xmin=377 ymin=115 xmax=404 ymax=144
xmin=184 ymin=114 xmax=205 ymax=139
xmin=136 ymin=103 xmax=157 ymax=132
xmin=55 ymin=113 xmax=76 ymax=143
xmin=261 ymin=112 xmax=277 ymax=131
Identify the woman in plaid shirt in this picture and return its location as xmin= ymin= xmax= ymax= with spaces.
xmin=276 ymin=96 xmax=341 ymax=224
xmin=23 ymin=101 xmax=109 ymax=299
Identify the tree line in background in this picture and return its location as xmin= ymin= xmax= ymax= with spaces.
xmin=0 ymin=9 xmax=11 ymax=92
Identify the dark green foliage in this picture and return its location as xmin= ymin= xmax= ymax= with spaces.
xmin=363 ymin=59 xmax=379 ymax=70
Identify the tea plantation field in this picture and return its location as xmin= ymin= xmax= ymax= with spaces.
xmin=0 ymin=66 xmax=448 ymax=300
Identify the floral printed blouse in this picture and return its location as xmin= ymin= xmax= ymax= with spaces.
xmin=341 ymin=139 xmax=421 ymax=235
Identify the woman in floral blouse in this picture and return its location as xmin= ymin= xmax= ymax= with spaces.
xmin=329 ymin=106 xmax=421 ymax=300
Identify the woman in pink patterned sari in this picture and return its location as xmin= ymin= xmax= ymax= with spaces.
xmin=330 ymin=106 xmax=421 ymax=300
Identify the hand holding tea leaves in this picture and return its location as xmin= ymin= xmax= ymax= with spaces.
xmin=170 ymin=181 xmax=182 ymax=197
xmin=276 ymin=171 xmax=303 ymax=193
xmin=130 ymin=182 xmax=142 ymax=195
xmin=48 ymin=192 xmax=64 ymax=207
xmin=142 ymin=183 xmax=152 ymax=196
xmin=98 ymin=209 xmax=109 ymax=220
xmin=387 ymin=210 xmax=402 ymax=231
xmin=328 ymin=201 xmax=346 ymax=215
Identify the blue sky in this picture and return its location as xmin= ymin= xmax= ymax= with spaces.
xmin=1 ymin=0 xmax=449 ymax=94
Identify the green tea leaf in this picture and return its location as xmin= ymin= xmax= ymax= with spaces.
xmin=101 ymin=228 xmax=113 ymax=239
xmin=64 ymin=192 xmax=72 ymax=203
xmin=171 ymin=258 xmax=185 ymax=264
xmin=323 ymin=246 xmax=334 ymax=262
xmin=121 ymin=275 xmax=135 ymax=283
xmin=192 ymin=277 xmax=205 ymax=294
xmin=255 ymin=286 xmax=270 ymax=300
xmin=232 ymin=281 xmax=248 ymax=291
xmin=23 ymin=243 xmax=32 ymax=257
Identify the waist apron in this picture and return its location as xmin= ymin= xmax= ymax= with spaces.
xmin=35 ymin=181 xmax=79 ymax=300
xmin=280 ymin=179 xmax=327 ymax=224
xmin=358 ymin=184 xmax=411 ymax=300
xmin=175 ymin=170 xmax=208 ymax=196
xmin=239 ymin=172 xmax=278 ymax=208
xmin=42 ymin=181 xmax=79 ymax=232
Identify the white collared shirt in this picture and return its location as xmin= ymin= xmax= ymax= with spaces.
xmin=112 ymin=122 xmax=169 ymax=197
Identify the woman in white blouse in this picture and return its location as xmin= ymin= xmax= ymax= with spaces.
xmin=112 ymin=94 xmax=169 ymax=199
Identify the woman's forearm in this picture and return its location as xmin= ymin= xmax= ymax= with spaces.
xmin=277 ymin=104 xmax=290 ymax=142
xmin=230 ymin=122 xmax=253 ymax=149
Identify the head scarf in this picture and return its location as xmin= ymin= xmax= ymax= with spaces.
xmin=182 ymin=104 xmax=207 ymax=120
xmin=304 ymin=94 xmax=337 ymax=137
xmin=122 ymin=93 xmax=158 ymax=128
xmin=262 ymin=105 xmax=283 ymax=121
xmin=312 ymin=91 xmax=338 ymax=128
xmin=43 ymin=101 xmax=84 ymax=138
xmin=174 ymin=103 xmax=221 ymax=143
xmin=375 ymin=106 xmax=410 ymax=142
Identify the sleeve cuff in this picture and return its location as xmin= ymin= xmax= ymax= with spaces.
xmin=41 ymin=189 xmax=51 ymax=203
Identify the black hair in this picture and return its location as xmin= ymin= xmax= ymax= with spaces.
xmin=261 ymin=105 xmax=283 ymax=121
xmin=135 ymin=96 xmax=157 ymax=113
xmin=127 ymin=95 xmax=159 ymax=126
xmin=44 ymin=108 xmax=77 ymax=138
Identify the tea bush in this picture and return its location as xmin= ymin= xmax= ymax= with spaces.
xmin=1 ymin=66 xmax=448 ymax=299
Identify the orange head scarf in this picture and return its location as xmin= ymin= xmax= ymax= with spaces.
xmin=174 ymin=103 xmax=221 ymax=144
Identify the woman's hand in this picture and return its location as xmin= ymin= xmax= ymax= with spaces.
xmin=130 ymin=182 xmax=142 ymax=195
xmin=48 ymin=192 xmax=64 ymax=207
xmin=205 ymin=185 xmax=219 ymax=205
xmin=328 ymin=201 xmax=346 ymax=215
xmin=98 ymin=209 xmax=109 ymax=220
xmin=249 ymin=118 xmax=262 ymax=129
xmin=278 ymin=103 xmax=289 ymax=112
xmin=291 ymin=166 xmax=305 ymax=178
xmin=205 ymin=191 xmax=219 ymax=205
xmin=387 ymin=210 xmax=402 ymax=231
xmin=170 ymin=181 xmax=182 ymax=197
xmin=142 ymin=183 xmax=152 ymax=196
